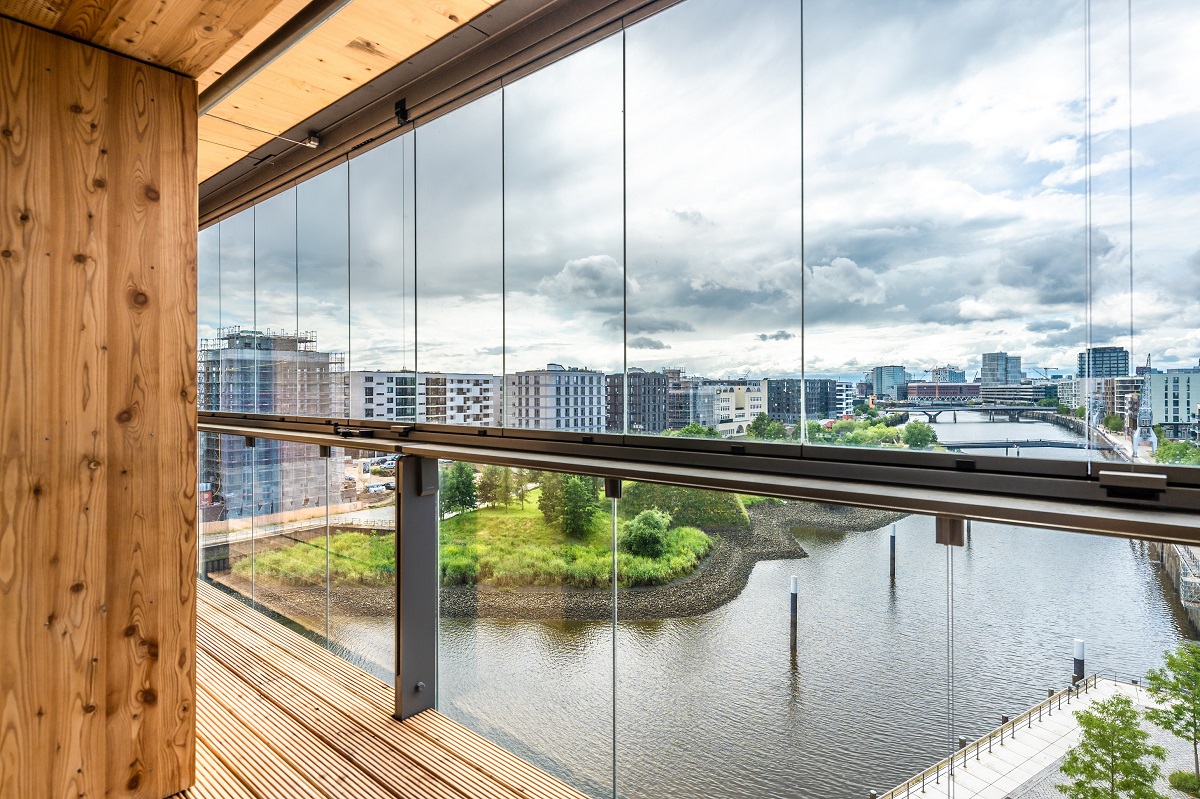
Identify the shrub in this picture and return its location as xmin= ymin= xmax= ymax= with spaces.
xmin=620 ymin=509 xmax=672 ymax=558
xmin=1170 ymin=770 xmax=1200 ymax=796
xmin=621 ymin=482 xmax=749 ymax=529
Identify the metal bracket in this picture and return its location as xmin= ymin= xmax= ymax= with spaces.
xmin=605 ymin=477 xmax=623 ymax=500
xmin=936 ymin=517 xmax=966 ymax=547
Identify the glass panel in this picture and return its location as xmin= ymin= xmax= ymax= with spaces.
xmin=503 ymin=37 xmax=625 ymax=434
xmin=197 ymin=225 xmax=220 ymax=412
xmin=803 ymin=0 xmax=1089 ymax=454
xmin=615 ymin=487 xmax=948 ymax=798
xmin=437 ymin=463 xmax=615 ymax=797
xmin=247 ymin=440 xmax=329 ymax=634
xmin=349 ymin=134 xmax=416 ymax=421
xmin=252 ymin=188 xmax=299 ymax=415
xmin=626 ymin=0 xmax=802 ymax=441
xmin=215 ymin=208 xmax=255 ymax=414
xmin=198 ymin=431 xmax=230 ymax=583
xmin=1131 ymin=0 xmax=1200 ymax=463
xmin=326 ymin=445 xmax=396 ymax=679
xmin=948 ymin=523 xmax=1188 ymax=799
xmin=415 ymin=95 xmax=503 ymax=426
xmin=297 ymin=163 xmax=350 ymax=420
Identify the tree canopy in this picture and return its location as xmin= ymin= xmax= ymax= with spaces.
xmin=1146 ymin=642 xmax=1200 ymax=779
xmin=902 ymin=421 xmax=938 ymax=449
xmin=1057 ymin=693 xmax=1165 ymax=799
xmin=439 ymin=462 xmax=477 ymax=518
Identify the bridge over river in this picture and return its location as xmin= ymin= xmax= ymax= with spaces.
xmin=890 ymin=405 xmax=1047 ymax=423
xmin=940 ymin=439 xmax=1115 ymax=452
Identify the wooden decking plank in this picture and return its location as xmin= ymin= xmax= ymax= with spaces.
xmin=196 ymin=655 xmax=397 ymax=799
xmin=197 ymin=623 xmax=470 ymax=799
xmin=198 ymin=582 xmax=393 ymax=710
xmin=191 ymin=737 xmax=258 ymax=799
xmin=406 ymin=711 xmax=589 ymax=799
xmin=195 ymin=682 xmax=331 ymax=799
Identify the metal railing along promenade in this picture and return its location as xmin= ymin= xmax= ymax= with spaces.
xmin=878 ymin=674 xmax=1101 ymax=799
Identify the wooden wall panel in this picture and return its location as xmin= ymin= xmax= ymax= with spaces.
xmin=0 ymin=17 xmax=197 ymax=799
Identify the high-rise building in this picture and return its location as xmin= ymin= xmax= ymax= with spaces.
xmin=198 ymin=328 xmax=348 ymax=521
xmin=663 ymin=368 xmax=718 ymax=430
xmin=1078 ymin=346 xmax=1130 ymax=379
xmin=606 ymin=368 xmax=669 ymax=434
xmin=981 ymin=352 xmax=1022 ymax=386
xmin=871 ymin=365 xmax=908 ymax=401
xmin=349 ymin=371 xmax=498 ymax=425
xmin=765 ymin=378 xmax=843 ymax=422
xmin=506 ymin=364 xmax=605 ymax=432
xmin=931 ymin=365 xmax=967 ymax=384
xmin=1150 ymin=367 xmax=1200 ymax=439
xmin=835 ymin=382 xmax=856 ymax=417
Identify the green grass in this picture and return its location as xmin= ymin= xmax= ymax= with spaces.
xmin=1170 ymin=770 xmax=1200 ymax=797
xmin=234 ymin=486 xmax=714 ymax=591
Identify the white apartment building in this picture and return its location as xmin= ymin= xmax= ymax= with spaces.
xmin=1151 ymin=371 xmax=1200 ymax=439
xmin=350 ymin=371 xmax=499 ymax=426
xmin=1053 ymin=377 xmax=1104 ymax=412
xmin=506 ymin=364 xmax=605 ymax=432
xmin=835 ymin=381 xmax=856 ymax=417
xmin=714 ymin=380 xmax=766 ymax=437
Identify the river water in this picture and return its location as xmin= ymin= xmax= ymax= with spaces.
xmin=327 ymin=414 xmax=1190 ymax=799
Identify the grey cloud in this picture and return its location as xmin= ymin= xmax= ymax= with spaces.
xmin=1034 ymin=324 xmax=1129 ymax=349
xmin=629 ymin=336 xmax=670 ymax=350
xmin=757 ymin=330 xmax=796 ymax=341
xmin=537 ymin=255 xmax=630 ymax=301
xmin=477 ymin=345 xmax=505 ymax=356
xmin=997 ymin=230 xmax=1114 ymax=306
xmin=671 ymin=209 xmax=714 ymax=227
xmin=604 ymin=314 xmax=695 ymax=335
xmin=1026 ymin=319 xmax=1071 ymax=333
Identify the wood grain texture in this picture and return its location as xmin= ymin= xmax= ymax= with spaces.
xmin=0 ymin=17 xmax=197 ymax=799
xmin=0 ymin=0 xmax=290 ymax=77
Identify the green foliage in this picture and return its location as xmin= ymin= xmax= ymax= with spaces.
xmin=1104 ymin=414 xmax=1126 ymax=433
xmin=740 ymin=494 xmax=783 ymax=508
xmin=747 ymin=413 xmax=787 ymax=440
xmin=1039 ymin=397 xmax=1061 ymax=407
xmin=561 ymin=475 xmax=599 ymax=538
xmin=832 ymin=419 xmax=858 ymax=436
xmin=1075 ymin=406 xmax=1087 ymax=419
xmin=620 ymin=481 xmax=750 ymax=529
xmin=370 ymin=467 xmax=385 ymax=476
xmin=853 ymin=402 xmax=872 ymax=416
xmin=478 ymin=464 xmax=513 ymax=509
xmin=537 ymin=471 xmax=566 ymax=526
xmin=902 ymin=421 xmax=938 ymax=449
xmin=440 ymin=462 xmax=477 ymax=517
xmin=1058 ymin=403 xmax=1073 ymax=416
xmin=882 ymin=413 xmax=907 ymax=427
xmin=1057 ymin=693 xmax=1166 ymax=799
xmin=1169 ymin=771 xmax=1200 ymax=796
xmin=619 ymin=509 xmax=671 ymax=558
xmin=663 ymin=422 xmax=722 ymax=439
xmin=438 ymin=500 xmax=711 ymax=588
xmin=1146 ymin=643 xmax=1200 ymax=778
xmin=235 ymin=531 xmax=395 ymax=586
xmin=1156 ymin=441 xmax=1200 ymax=466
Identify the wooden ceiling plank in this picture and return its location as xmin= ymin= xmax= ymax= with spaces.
xmin=196 ymin=0 xmax=309 ymax=91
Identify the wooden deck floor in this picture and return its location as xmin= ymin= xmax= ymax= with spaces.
xmin=173 ymin=581 xmax=589 ymax=799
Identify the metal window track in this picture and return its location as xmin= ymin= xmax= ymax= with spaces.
xmin=198 ymin=413 xmax=1200 ymax=544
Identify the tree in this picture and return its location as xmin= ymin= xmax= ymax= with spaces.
xmin=747 ymin=413 xmax=785 ymax=440
xmin=666 ymin=422 xmax=722 ymax=439
xmin=1075 ymin=406 xmax=1087 ymax=419
xmin=1104 ymin=414 xmax=1125 ymax=433
xmin=853 ymin=402 xmax=872 ymax=416
xmin=439 ymin=462 xmax=477 ymax=518
xmin=1156 ymin=441 xmax=1200 ymax=466
xmin=538 ymin=471 xmax=566 ymax=526
xmin=560 ymin=475 xmax=598 ymax=538
xmin=619 ymin=509 xmax=672 ymax=558
xmin=1057 ymin=693 xmax=1165 ymax=799
xmin=477 ymin=464 xmax=505 ymax=508
xmin=1039 ymin=397 xmax=1061 ymax=407
xmin=902 ymin=421 xmax=938 ymax=449
xmin=1146 ymin=643 xmax=1200 ymax=780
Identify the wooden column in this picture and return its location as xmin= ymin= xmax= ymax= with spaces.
xmin=0 ymin=18 xmax=197 ymax=799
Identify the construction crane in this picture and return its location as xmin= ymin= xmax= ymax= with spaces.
xmin=1132 ymin=355 xmax=1158 ymax=456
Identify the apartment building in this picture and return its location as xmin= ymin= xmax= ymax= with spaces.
xmin=507 ymin=364 xmax=606 ymax=432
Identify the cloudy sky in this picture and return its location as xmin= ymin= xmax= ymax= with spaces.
xmin=199 ymin=0 xmax=1200 ymax=389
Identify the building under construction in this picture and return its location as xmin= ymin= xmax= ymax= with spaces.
xmin=198 ymin=328 xmax=349 ymax=521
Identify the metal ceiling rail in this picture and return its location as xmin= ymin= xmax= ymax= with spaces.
xmin=198 ymin=413 xmax=1200 ymax=544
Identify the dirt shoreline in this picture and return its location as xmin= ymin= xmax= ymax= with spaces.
xmin=215 ymin=501 xmax=907 ymax=624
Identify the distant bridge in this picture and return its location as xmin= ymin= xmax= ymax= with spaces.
xmin=889 ymin=405 xmax=1047 ymax=423
xmin=941 ymin=439 xmax=1115 ymax=452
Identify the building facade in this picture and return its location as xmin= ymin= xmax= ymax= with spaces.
xmin=1151 ymin=369 xmax=1200 ymax=439
xmin=871 ymin=365 xmax=908 ymax=401
xmin=931 ymin=365 xmax=967 ymax=384
xmin=981 ymin=352 xmax=1023 ymax=386
xmin=606 ymin=368 xmax=670 ymax=434
xmin=714 ymin=381 xmax=766 ymax=437
xmin=350 ymin=371 xmax=499 ymax=425
xmin=507 ymin=364 xmax=605 ymax=432
xmin=1078 ymin=346 xmax=1130 ymax=379
xmin=979 ymin=384 xmax=1056 ymax=404
xmin=905 ymin=382 xmax=981 ymax=402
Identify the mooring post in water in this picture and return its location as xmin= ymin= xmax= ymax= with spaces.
xmin=890 ymin=523 xmax=897 ymax=579
xmin=1073 ymin=638 xmax=1085 ymax=684
xmin=790 ymin=575 xmax=799 ymax=651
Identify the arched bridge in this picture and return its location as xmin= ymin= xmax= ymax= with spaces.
xmin=888 ymin=405 xmax=1048 ymax=423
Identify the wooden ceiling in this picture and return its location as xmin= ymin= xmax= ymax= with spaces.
xmin=195 ymin=0 xmax=497 ymax=182
xmin=1 ymin=0 xmax=499 ymax=183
